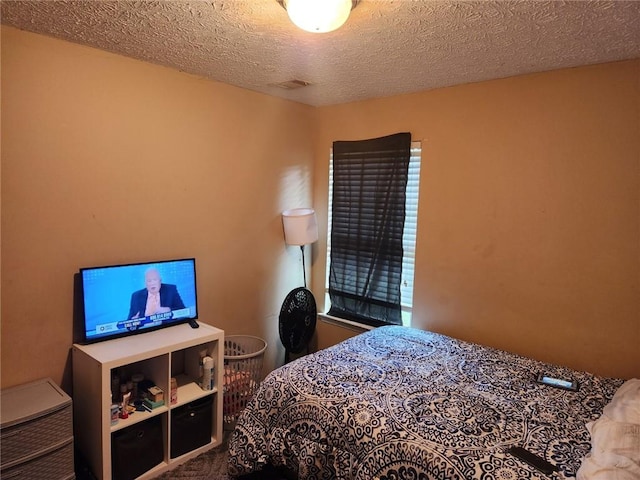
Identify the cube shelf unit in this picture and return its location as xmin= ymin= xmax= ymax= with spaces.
xmin=72 ymin=322 xmax=224 ymax=480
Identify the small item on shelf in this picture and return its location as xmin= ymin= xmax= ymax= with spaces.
xmin=120 ymin=392 xmax=131 ymax=419
xmin=143 ymin=398 xmax=165 ymax=410
xmin=131 ymin=373 xmax=144 ymax=399
xmin=111 ymin=402 xmax=119 ymax=425
xmin=148 ymin=386 xmax=164 ymax=403
xmin=138 ymin=379 xmax=155 ymax=397
xmin=201 ymin=356 xmax=215 ymax=390
xmin=170 ymin=377 xmax=178 ymax=404
xmin=198 ymin=349 xmax=207 ymax=386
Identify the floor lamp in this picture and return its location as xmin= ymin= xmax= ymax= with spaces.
xmin=279 ymin=208 xmax=318 ymax=363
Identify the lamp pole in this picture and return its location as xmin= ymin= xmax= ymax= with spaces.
xmin=301 ymin=245 xmax=307 ymax=288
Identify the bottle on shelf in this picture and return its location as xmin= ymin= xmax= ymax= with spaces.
xmin=132 ymin=373 xmax=144 ymax=400
xmin=198 ymin=349 xmax=207 ymax=386
xmin=170 ymin=377 xmax=178 ymax=404
xmin=201 ymin=356 xmax=214 ymax=391
xmin=120 ymin=383 xmax=128 ymax=403
xmin=110 ymin=394 xmax=119 ymax=425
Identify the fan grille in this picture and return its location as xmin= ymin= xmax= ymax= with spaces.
xmin=279 ymin=287 xmax=317 ymax=355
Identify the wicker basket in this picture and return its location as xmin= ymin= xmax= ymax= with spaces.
xmin=223 ymin=335 xmax=267 ymax=427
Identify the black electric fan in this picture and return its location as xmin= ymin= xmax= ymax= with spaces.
xmin=279 ymin=286 xmax=316 ymax=363
xmin=279 ymin=243 xmax=317 ymax=363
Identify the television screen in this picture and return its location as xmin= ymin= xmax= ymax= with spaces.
xmin=80 ymin=258 xmax=198 ymax=343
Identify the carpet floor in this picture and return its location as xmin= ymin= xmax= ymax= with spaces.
xmin=75 ymin=433 xmax=291 ymax=480
xmin=154 ymin=433 xmax=292 ymax=480
xmin=155 ymin=439 xmax=231 ymax=480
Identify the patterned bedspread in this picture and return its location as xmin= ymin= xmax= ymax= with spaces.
xmin=228 ymin=326 xmax=622 ymax=479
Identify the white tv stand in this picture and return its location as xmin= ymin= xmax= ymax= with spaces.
xmin=72 ymin=322 xmax=224 ymax=480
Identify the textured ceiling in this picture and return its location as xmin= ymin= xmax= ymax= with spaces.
xmin=2 ymin=1 xmax=639 ymax=106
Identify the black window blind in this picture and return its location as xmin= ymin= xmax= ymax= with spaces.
xmin=328 ymin=132 xmax=411 ymax=327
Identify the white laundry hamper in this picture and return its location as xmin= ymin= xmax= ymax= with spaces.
xmin=223 ymin=335 xmax=267 ymax=428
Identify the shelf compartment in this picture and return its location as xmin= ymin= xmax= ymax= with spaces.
xmin=111 ymin=414 xmax=164 ymax=480
xmin=170 ymin=395 xmax=213 ymax=458
xmin=110 ymin=405 xmax=168 ymax=433
xmin=171 ymin=374 xmax=217 ymax=408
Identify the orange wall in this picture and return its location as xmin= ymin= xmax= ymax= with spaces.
xmin=2 ymin=26 xmax=638 ymax=390
xmin=312 ymin=60 xmax=640 ymax=380
xmin=1 ymin=26 xmax=316 ymax=390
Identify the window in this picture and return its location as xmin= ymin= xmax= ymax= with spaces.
xmin=325 ymin=135 xmax=421 ymax=328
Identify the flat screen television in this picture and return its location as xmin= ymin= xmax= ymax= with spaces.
xmin=80 ymin=258 xmax=198 ymax=344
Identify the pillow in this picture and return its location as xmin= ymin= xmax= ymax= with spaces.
xmin=604 ymin=379 xmax=640 ymax=425
xmin=577 ymin=379 xmax=640 ymax=480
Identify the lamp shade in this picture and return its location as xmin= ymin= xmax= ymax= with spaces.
xmin=282 ymin=208 xmax=318 ymax=246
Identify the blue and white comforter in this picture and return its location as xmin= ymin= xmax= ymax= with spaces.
xmin=228 ymin=326 xmax=622 ymax=479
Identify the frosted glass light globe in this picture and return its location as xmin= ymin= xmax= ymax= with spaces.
xmin=285 ymin=0 xmax=353 ymax=33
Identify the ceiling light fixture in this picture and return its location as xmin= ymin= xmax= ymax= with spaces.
xmin=277 ymin=0 xmax=359 ymax=33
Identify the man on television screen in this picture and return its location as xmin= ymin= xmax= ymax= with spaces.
xmin=128 ymin=268 xmax=185 ymax=320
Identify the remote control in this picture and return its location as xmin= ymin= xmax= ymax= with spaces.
xmin=188 ymin=319 xmax=199 ymax=329
xmin=537 ymin=373 xmax=579 ymax=391
xmin=508 ymin=446 xmax=559 ymax=475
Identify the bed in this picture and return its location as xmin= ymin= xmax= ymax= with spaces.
xmin=227 ymin=326 xmax=626 ymax=479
